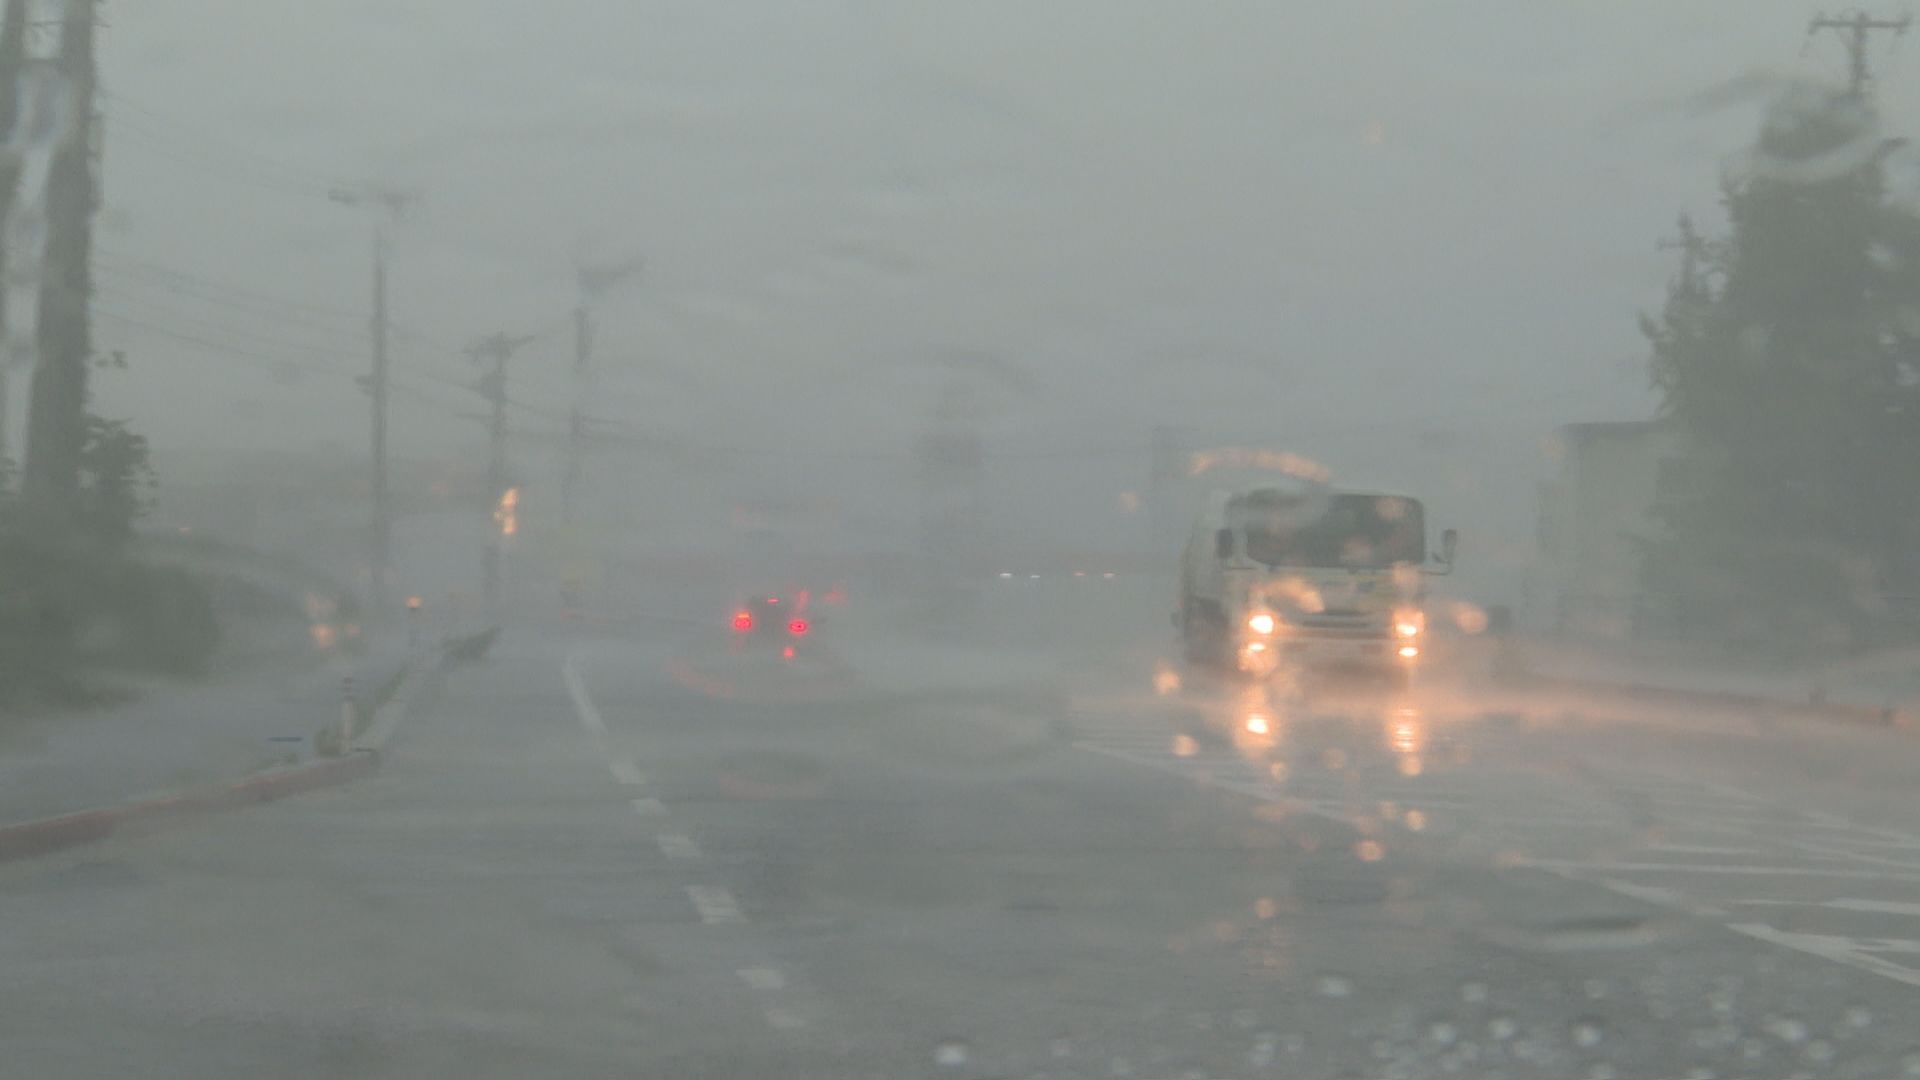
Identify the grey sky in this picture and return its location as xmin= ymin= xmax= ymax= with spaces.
xmin=84 ymin=1 xmax=1919 ymax=581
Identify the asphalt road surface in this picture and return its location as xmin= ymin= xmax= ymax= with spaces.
xmin=4 ymin=591 xmax=1920 ymax=1078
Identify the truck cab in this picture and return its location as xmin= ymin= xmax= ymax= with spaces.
xmin=1177 ymin=485 xmax=1456 ymax=684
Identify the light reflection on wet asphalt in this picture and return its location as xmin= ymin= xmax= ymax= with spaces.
xmin=2 ymin=618 xmax=1920 ymax=1077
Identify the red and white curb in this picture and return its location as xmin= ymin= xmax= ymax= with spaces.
xmin=0 ymin=750 xmax=379 ymax=863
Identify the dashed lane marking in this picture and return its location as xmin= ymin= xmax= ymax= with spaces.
xmin=658 ymin=832 xmax=702 ymax=860
xmin=738 ymin=967 xmax=787 ymax=990
xmin=764 ymin=1007 xmax=807 ymax=1031
xmin=562 ymin=655 xmax=608 ymax=737
xmin=562 ymin=650 xmax=815 ymax=1035
xmin=688 ymin=885 xmax=746 ymax=924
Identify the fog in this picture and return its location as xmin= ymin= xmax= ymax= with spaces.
xmin=16 ymin=7 xmax=1920 ymax=1076
xmin=71 ymin=1 xmax=1887 ymax=609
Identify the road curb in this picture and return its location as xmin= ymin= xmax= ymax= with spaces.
xmin=0 ymin=626 xmax=499 ymax=864
xmin=0 ymin=750 xmax=380 ymax=863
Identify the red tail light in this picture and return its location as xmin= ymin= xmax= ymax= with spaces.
xmin=732 ymin=610 xmax=754 ymax=632
xmin=787 ymin=618 xmax=809 ymax=636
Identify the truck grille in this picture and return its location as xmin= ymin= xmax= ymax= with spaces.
xmin=1289 ymin=611 xmax=1386 ymax=639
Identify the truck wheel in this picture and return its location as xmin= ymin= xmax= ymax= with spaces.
xmin=1182 ymin=608 xmax=1229 ymax=669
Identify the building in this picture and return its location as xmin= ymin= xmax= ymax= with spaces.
xmin=1534 ymin=420 xmax=1681 ymax=641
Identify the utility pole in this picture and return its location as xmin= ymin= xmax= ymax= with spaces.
xmin=0 ymin=0 xmax=27 ymax=465
xmin=1809 ymin=10 xmax=1911 ymax=98
xmin=20 ymin=0 xmax=96 ymax=536
xmin=563 ymin=258 xmax=640 ymax=524
xmin=329 ymin=184 xmax=419 ymax=611
xmin=467 ymin=330 xmax=535 ymax=619
xmin=1657 ymin=213 xmax=1723 ymax=294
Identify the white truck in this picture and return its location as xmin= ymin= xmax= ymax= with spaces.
xmin=1176 ymin=484 xmax=1456 ymax=683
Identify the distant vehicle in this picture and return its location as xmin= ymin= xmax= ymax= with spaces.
xmin=1176 ymin=484 xmax=1457 ymax=685
xmin=729 ymin=592 xmax=819 ymax=660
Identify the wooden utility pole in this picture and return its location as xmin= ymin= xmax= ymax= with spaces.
xmin=19 ymin=0 xmax=96 ymax=537
xmin=1808 ymin=10 xmax=1911 ymax=98
xmin=0 ymin=0 xmax=28 ymax=464
xmin=467 ymin=330 xmax=535 ymax=618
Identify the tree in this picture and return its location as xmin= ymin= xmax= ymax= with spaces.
xmin=73 ymin=413 xmax=154 ymax=552
xmin=1644 ymin=85 xmax=1920 ymax=655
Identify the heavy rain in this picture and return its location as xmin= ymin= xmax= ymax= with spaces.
xmin=2 ymin=3 xmax=1920 ymax=1078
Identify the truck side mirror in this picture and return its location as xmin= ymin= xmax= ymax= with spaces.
xmin=1215 ymin=528 xmax=1234 ymax=560
xmin=1439 ymin=528 xmax=1458 ymax=567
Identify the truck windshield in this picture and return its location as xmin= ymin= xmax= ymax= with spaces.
xmin=1237 ymin=492 xmax=1426 ymax=569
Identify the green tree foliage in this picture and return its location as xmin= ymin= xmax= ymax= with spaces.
xmin=1645 ymin=86 xmax=1920 ymax=654
xmin=74 ymin=413 xmax=155 ymax=551
xmin=0 ymin=358 xmax=216 ymax=701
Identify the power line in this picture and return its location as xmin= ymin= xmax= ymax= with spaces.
xmin=96 ymin=250 xmax=476 ymax=367
xmin=93 ymin=287 xmax=362 ymax=363
xmin=100 ymin=89 xmax=339 ymax=195
xmin=106 ymin=118 xmax=335 ymax=201
xmin=96 ymin=251 xmax=368 ymax=321
xmin=93 ymin=309 xmax=491 ymax=422
xmin=94 ymin=309 xmax=346 ymax=378
xmin=94 ymin=272 xmax=369 ymax=347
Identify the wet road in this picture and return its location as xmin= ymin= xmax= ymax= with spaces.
xmin=4 ymin=610 xmax=1920 ymax=1078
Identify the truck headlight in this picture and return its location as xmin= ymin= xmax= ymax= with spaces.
xmin=1247 ymin=612 xmax=1277 ymax=635
xmin=1393 ymin=610 xmax=1424 ymax=638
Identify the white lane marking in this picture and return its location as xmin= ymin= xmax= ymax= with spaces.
xmin=1828 ymin=898 xmax=1920 ymax=917
xmin=1591 ymin=877 xmax=1726 ymax=917
xmin=1520 ymin=858 xmax=1920 ymax=882
xmin=566 ymin=652 xmax=816 ymax=1032
xmin=738 ymin=967 xmax=787 ymax=990
xmin=562 ymin=654 xmax=609 ymax=737
xmin=764 ymin=1007 xmax=807 ymax=1030
xmin=687 ymin=885 xmax=745 ymax=924
xmin=1642 ymin=843 xmax=1765 ymax=856
xmin=1781 ymin=840 xmax=1920 ymax=872
xmin=1734 ymin=897 xmax=1920 ymax=918
xmin=657 ymin=832 xmax=702 ymax=860
xmin=1728 ymin=923 xmax=1920 ymax=988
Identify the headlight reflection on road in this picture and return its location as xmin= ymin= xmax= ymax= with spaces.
xmin=1233 ymin=685 xmax=1286 ymax=757
xmin=1387 ymin=707 xmax=1426 ymax=755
